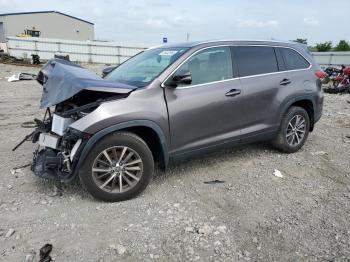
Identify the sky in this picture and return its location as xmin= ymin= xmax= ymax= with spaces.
xmin=0 ymin=0 xmax=349 ymax=46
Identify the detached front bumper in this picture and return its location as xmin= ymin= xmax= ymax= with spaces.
xmin=31 ymin=117 xmax=88 ymax=182
xmin=32 ymin=148 xmax=65 ymax=180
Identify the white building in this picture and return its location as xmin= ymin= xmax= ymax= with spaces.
xmin=0 ymin=11 xmax=94 ymax=42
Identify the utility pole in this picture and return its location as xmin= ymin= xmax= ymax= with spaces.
xmin=186 ymin=33 xmax=190 ymax=42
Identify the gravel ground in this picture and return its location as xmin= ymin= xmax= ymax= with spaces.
xmin=0 ymin=63 xmax=350 ymax=261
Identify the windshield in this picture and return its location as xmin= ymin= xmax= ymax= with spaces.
xmin=105 ymin=47 xmax=189 ymax=87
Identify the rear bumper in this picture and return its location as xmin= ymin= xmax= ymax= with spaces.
xmin=314 ymin=91 xmax=324 ymax=124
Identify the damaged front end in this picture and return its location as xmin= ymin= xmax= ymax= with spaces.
xmin=31 ymin=111 xmax=89 ymax=181
xmin=21 ymin=59 xmax=136 ymax=182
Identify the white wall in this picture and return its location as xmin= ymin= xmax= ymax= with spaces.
xmin=7 ymin=37 xmax=147 ymax=64
xmin=0 ymin=42 xmax=7 ymax=52
xmin=311 ymin=52 xmax=350 ymax=67
xmin=0 ymin=22 xmax=5 ymax=42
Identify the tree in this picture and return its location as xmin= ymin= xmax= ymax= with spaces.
xmin=315 ymin=41 xmax=332 ymax=52
xmin=334 ymin=40 xmax=350 ymax=51
xmin=293 ymin=38 xmax=308 ymax=45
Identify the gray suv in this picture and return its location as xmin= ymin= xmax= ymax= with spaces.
xmin=31 ymin=40 xmax=324 ymax=202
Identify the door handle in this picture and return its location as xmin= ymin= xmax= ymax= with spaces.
xmin=225 ymin=89 xmax=241 ymax=97
xmin=280 ymin=79 xmax=291 ymax=86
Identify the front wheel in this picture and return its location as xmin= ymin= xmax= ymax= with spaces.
xmin=79 ymin=132 xmax=154 ymax=202
xmin=271 ymin=106 xmax=310 ymax=153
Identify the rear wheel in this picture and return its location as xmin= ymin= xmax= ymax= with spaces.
xmin=79 ymin=132 xmax=154 ymax=202
xmin=272 ymin=106 xmax=310 ymax=153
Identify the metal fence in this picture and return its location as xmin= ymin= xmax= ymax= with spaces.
xmin=6 ymin=36 xmax=147 ymax=64
xmin=311 ymin=51 xmax=350 ymax=67
xmin=5 ymin=37 xmax=350 ymax=67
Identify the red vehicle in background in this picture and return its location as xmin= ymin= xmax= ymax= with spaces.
xmin=333 ymin=66 xmax=350 ymax=87
xmin=324 ymin=65 xmax=350 ymax=93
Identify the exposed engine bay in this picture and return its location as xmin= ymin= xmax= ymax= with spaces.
xmin=31 ymin=90 xmax=129 ymax=181
xmin=14 ymin=58 xmax=135 ymax=181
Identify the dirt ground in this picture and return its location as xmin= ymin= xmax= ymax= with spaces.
xmin=0 ymin=63 xmax=349 ymax=262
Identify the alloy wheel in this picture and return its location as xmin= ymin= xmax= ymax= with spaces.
xmin=286 ymin=115 xmax=306 ymax=146
xmin=92 ymin=146 xmax=143 ymax=193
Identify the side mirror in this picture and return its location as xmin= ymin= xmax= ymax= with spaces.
xmin=167 ymin=69 xmax=192 ymax=87
xmin=102 ymin=66 xmax=117 ymax=78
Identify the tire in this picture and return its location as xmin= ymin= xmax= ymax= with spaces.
xmin=271 ymin=106 xmax=310 ymax=153
xmin=333 ymin=80 xmax=340 ymax=88
xmin=79 ymin=132 xmax=154 ymax=202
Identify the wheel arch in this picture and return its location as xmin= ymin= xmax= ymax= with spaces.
xmin=74 ymin=120 xmax=169 ymax=177
xmin=278 ymin=96 xmax=316 ymax=132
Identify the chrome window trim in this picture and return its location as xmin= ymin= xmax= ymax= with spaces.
xmin=176 ymin=77 xmax=240 ymax=90
xmin=196 ymin=39 xmax=305 ymax=44
xmin=160 ymin=44 xmax=312 ymax=89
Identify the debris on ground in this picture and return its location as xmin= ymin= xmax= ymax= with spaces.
xmin=337 ymin=112 xmax=350 ymax=116
xmin=39 ymin=243 xmax=53 ymax=262
xmin=109 ymin=244 xmax=126 ymax=255
xmin=7 ymin=73 xmax=37 ymax=82
xmin=185 ymin=226 xmax=195 ymax=233
xmin=54 ymin=54 xmax=70 ymax=61
xmin=323 ymin=86 xmax=350 ymax=94
xmin=0 ymin=53 xmax=25 ymax=63
xmin=343 ymin=135 xmax=350 ymax=143
xmin=24 ymin=251 xmax=36 ymax=262
xmin=49 ymin=184 xmax=63 ymax=197
xmin=198 ymin=224 xmax=213 ymax=235
xmin=203 ymin=179 xmax=225 ymax=184
xmin=10 ymin=168 xmax=22 ymax=175
xmin=273 ymin=169 xmax=283 ymax=178
xmin=12 ymin=163 xmax=31 ymax=170
xmin=5 ymin=228 xmax=15 ymax=238
xmin=312 ymin=151 xmax=328 ymax=156
xmin=7 ymin=74 xmax=19 ymax=82
xmin=12 ymin=130 xmax=36 ymax=151
xmin=216 ymin=225 xmax=227 ymax=233
xmin=21 ymin=121 xmax=37 ymax=128
xmin=31 ymin=54 xmax=41 ymax=65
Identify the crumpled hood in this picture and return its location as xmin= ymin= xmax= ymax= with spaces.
xmin=37 ymin=59 xmax=137 ymax=108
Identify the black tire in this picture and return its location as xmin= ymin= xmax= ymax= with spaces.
xmin=333 ymin=80 xmax=340 ymax=88
xmin=271 ymin=106 xmax=310 ymax=153
xmin=79 ymin=132 xmax=154 ymax=202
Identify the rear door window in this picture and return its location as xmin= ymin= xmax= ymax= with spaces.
xmin=235 ymin=46 xmax=278 ymax=77
xmin=279 ymin=47 xmax=310 ymax=70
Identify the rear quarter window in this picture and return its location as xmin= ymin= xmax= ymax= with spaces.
xmin=235 ymin=46 xmax=278 ymax=77
xmin=279 ymin=47 xmax=310 ymax=70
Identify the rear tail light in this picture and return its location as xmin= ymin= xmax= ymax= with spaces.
xmin=315 ymin=70 xmax=327 ymax=80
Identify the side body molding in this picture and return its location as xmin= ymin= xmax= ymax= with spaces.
xmin=73 ymin=120 xmax=169 ymax=176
